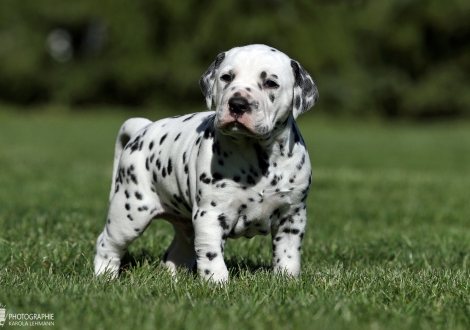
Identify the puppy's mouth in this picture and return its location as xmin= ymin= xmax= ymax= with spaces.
xmin=222 ymin=119 xmax=253 ymax=134
xmin=216 ymin=120 xmax=270 ymax=139
xmin=217 ymin=120 xmax=253 ymax=136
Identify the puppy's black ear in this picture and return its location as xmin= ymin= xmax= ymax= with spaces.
xmin=291 ymin=60 xmax=319 ymax=118
xmin=199 ymin=52 xmax=226 ymax=110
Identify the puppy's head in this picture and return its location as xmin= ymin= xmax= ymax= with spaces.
xmin=200 ymin=44 xmax=318 ymax=139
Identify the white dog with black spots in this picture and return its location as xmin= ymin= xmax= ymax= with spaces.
xmin=94 ymin=44 xmax=319 ymax=283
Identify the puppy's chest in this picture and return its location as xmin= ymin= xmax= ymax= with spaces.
xmin=220 ymin=172 xmax=302 ymax=238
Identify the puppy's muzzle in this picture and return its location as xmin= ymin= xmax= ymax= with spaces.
xmin=228 ymin=96 xmax=250 ymax=119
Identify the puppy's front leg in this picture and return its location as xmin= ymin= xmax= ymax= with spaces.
xmin=193 ymin=210 xmax=230 ymax=283
xmin=271 ymin=204 xmax=307 ymax=277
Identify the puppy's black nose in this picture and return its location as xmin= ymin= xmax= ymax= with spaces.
xmin=228 ymin=97 xmax=249 ymax=117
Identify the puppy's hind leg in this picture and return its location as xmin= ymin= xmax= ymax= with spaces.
xmin=109 ymin=118 xmax=152 ymax=202
xmin=162 ymin=224 xmax=196 ymax=275
xmin=94 ymin=188 xmax=156 ymax=278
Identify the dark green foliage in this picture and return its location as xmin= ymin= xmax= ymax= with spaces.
xmin=0 ymin=0 xmax=469 ymax=118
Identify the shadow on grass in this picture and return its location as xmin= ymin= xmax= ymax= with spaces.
xmin=120 ymin=249 xmax=158 ymax=272
xmin=120 ymin=249 xmax=271 ymax=278
xmin=225 ymin=257 xmax=271 ymax=277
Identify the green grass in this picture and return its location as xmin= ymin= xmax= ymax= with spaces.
xmin=1 ymin=108 xmax=470 ymax=329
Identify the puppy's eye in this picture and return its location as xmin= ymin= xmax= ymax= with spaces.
xmin=220 ymin=74 xmax=232 ymax=82
xmin=264 ymin=80 xmax=279 ymax=88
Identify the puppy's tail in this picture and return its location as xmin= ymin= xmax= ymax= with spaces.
xmin=110 ymin=118 xmax=153 ymax=202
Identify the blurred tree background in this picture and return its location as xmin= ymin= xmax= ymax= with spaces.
xmin=0 ymin=0 xmax=469 ymax=119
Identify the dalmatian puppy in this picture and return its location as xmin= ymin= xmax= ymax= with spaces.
xmin=94 ymin=44 xmax=318 ymax=283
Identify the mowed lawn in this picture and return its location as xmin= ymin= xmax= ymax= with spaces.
xmin=0 ymin=108 xmax=470 ymax=329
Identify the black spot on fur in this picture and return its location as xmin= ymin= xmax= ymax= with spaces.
xmin=130 ymin=174 xmax=138 ymax=185
xmin=125 ymin=203 xmax=130 ymax=211
xmin=200 ymin=173 xmax=211 ymax=184
xmin=269 ymin=93 xmax=275 ymax=103
xmin=167 ymin=158 xmax=173 ymax=175
xmin=174 ymin=133 xmax=181 ymax=141
xmin=294 ymin=95 xmax=301 ymax=110
xmin=206 ymin=252 xmax=217 ymax=261
xmin=183 ymin=113 xmax=196 ymax=122
xmin=149 ymin=141 xmax=154 ymax=150
xmin=297 ymin=154 xmax=305 ymax=170
xmin=271 ymin=208 xmax=281 ymax=219
xmin=260 ymin=71 xmax=267 ymax=79
xmin=127 ymin=135 xmax=142 ymax=154
xmin=218 ymin=213 xmax=229 ymax=230
xmin=271 ymin=176 xmax=279 ymax=186
xmin=153 ymin=171 xmax=158 ymax=183
xmin=160 ymin=134 xmax=168 ymax=145
xmin=212 ymin=172 xmax=223 ymax=183
xmin=135 ymin=191 xmax=143 ymax=200
xmin=159 ymin=134 xmax=168 ymax=145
